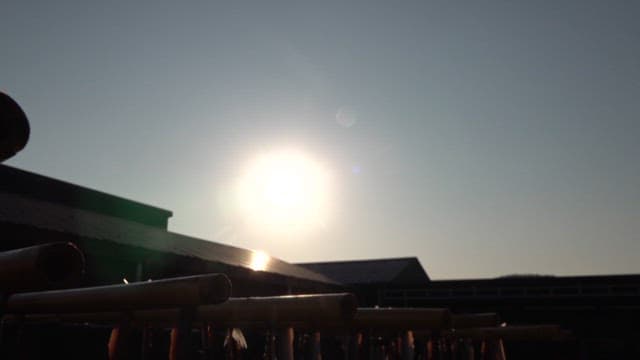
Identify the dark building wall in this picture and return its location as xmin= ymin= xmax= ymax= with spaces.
xmin=373 ymin=276 xmax=640 ymax=359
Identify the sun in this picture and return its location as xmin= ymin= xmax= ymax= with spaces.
xmin=236 ymin=149 xmax=331 ymax=234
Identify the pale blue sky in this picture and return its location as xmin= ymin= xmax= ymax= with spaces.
xmin=3 ymin=1 xmax=639 ymax=279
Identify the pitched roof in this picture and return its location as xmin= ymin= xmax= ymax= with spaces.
xmin=0 ymin=192 xmax=335 ymax=286
xmin=0 ymin=165 xmax=172 ymax=228
xmin=297 ymin=257 xmax=430 ymax=285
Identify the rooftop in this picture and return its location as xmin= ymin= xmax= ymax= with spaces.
xmin=0 ymin=179 xmax=335 ymax=287
xmin=0 ymin=165 xmax=172 ymax=228
xmin=297 ymin=257 xmax=430 ymax=286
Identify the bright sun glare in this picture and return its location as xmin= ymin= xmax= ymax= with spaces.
xmin=248 ymin=250 xmax=270 ymax=271
xmin=236 ymin=149 xmax=331 ymax=234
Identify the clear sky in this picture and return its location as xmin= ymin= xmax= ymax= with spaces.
xmin=2 ymin=1 xmax=639 ymax=279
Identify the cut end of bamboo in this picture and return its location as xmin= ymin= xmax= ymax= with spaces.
xmin=35 ymin=242 xmax=85 ymax=288
xmin=198 ymin=273 xmax=232 ymax=305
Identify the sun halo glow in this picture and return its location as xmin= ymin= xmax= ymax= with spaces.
xmin=236 ymin=150 xmax=331 ymax=234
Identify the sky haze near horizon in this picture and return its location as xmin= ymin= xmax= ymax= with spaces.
xmin=2 ymin=1 xmax=640 ymax=279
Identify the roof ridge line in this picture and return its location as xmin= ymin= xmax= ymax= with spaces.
xmin=296 ymin=256 xmax=418 ymax=265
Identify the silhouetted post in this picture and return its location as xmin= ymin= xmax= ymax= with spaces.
xmin=169 ymin=308 xmax=195 ymax=360
xmin=359 ymin=331 xmax=371 ymax=360
xmin=401 ymin=330 xmax=414 ymax=360
xmin=370 ymin=335 xmax=385 ymax=360
xmin=437 ymin=336 xmax=446 ymax=360
xmin=200 ymin=323 xmax=215 ymax=360
xmin=389 ymin=335 xmax=400 ymax=360
xmin=346 ymin=331 xmax=361 ymax=360
xmin=277 ymin=327 xmax=294 ymax=360
xmin=108 ymin=316 xmax=134 ymax=360
xmin=0 ymin=314 xmax=24 ymax=359
xmin=463 ymin=338 xmax=475 ymax=360
xmin=263 ymin=330 xmax=276 ymax=360
xmin=425 ymin=338 xmax=433 ymax=360
xmin=311 ymin=331 xmax=322 ymax=360
xmin=140 ymin=325 xmax=153 ymax=360
xmin=480 ymin=339 xmax=508 ymax=360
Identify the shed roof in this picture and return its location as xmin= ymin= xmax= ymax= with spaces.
xmin=298 ymin=257 xmax=430 ymax=285
xmin=0 ymin=165 xmax=172 ymax=228
xmin=0 ymin=192 xmax=335 ymax=286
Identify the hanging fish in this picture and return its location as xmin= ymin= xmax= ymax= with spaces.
xmin=224 ymin=328 xmax=248 ymax=350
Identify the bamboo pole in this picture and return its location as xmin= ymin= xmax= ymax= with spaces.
xmin=6 ymin=273 xmax=231 ymax=313
xmin=447 ymin=325 xmax=567 ymax=341
xmin=351 ymin=308 xmax=452 ymax=331
xmin=452 ymin=313 xmax=499 ymax=329
xmin=0 ymin=242 xmax=84 ymax=292
xmin=7 ymin=293 xmax=355 ymax=327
